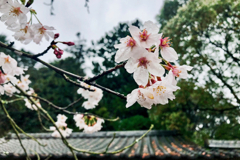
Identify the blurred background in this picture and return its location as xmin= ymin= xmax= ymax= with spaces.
xmin=0 ymin=0 xmax=239 ymax=146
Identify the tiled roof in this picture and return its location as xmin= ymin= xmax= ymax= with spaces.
xmin=208 ymin=139 xmax=240 ymax=149
xmin=0 ymin=130 xmax=239 ymax=159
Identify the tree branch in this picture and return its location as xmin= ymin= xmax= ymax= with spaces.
xmin=85 ymin=62 xmax=126 ymax=83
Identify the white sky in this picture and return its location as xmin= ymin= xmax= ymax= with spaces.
xmin=0 ymin=0 xmax=164 ymax=63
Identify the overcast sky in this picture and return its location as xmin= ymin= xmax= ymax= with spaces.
xmin=0 ymin=0 xmax=164 ymax=63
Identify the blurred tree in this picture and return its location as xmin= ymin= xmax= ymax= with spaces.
xmin=149 ymin=0 xmax=240 ymax=145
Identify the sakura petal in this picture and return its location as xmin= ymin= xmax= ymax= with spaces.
xmin=115 ymin=47 xmax=131 ymax=63
xmin=126 ymin=89 xmax=138 ymax=108
xmin=133 ymin=67 xmax=149 ymax=86
xmin=129 ymin=25 xmax=141 ymax=39
xmin=144 ymin=20 xmax=159 ymax=34
xmin=182 ymin=65 xmax=193 ymax=71
xmin=125 ymin=58 xmax=138 ymax=73
xmin=147 ymin=61 xmax=165 ymax=77
xmin=161 ymin=47 xmax=178 ymax=62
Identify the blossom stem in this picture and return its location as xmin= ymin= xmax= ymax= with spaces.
xmin=0 ymin=100 xmax=31 ymax=160
xmin=33 ymin=13 xmax=42 ymax=25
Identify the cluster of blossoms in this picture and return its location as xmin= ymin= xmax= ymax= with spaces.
xmin=0 ymin=0 xmax=55 ymax=44
xmin=50 ymin=114 xmax=73 ymax=138
xmin=74 ymin=114 xmax=104 ymax=134
xmin=0 ymin=52 xmax=41 ymax=110
xmin=0 ymin=0 xmax=75 ymax=59
xmin=77 ymin=82 xmax=103 ymax=110
xmin=114 ymin=21 xmax=193 ymax=109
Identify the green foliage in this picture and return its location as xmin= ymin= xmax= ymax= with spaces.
xmin=113 ymin=115 xmax=152 ymax=131
xmin=150 ymin=0 xmax=240 ymax=145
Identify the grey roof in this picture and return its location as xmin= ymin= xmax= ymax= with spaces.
xmin=208 ymin=139 xmax=240 ymax=149
xmin=0 ymin=130 xmax=239 ymax=159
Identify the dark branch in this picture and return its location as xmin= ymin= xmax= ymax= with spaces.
xmin=85 ymin=62 xmax=126 ymax=83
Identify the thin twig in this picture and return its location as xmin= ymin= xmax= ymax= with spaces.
xmin=32 ymin=40 xmax=56 ymax=58
xmin=0 ymin=100 xmax=31 ymax=160
xmin=104 ymin=133 xmax=116 ymax=153
xmin=31 ymin=94 xmax=119 ymax=122
xmin=85 ymin=62 xmax=126 ymax=83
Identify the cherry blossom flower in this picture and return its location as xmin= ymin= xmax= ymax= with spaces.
xmin=57 ymin=114 xmax=68 ymax=124
xmin=50 ymin=114 xmax=72 ymax=138
xmin=20 ymin=74 xmax=31 ymax=85
xmin=3 ymin=83 xmax=17 ymax=96
xmin=77 ymin=82 xmax=103 ymax=109
xmin=12 ymin=23 xmax=33 ymax=44
xmin=82 ymin=101 xmax=98 ymax=110
xmin=126 ymin=87 xmax=155 ymax=109
xmin=5 ymin=74 xmax=18 ymax=85
xmin=0 ymin=0 xmax=29 ymax=27
xmin=83 ymin=118 xmax=104 ymax=134
xmin=150 ymin=72 xmax=180 ymax=105
xmin=73 ymin=114 xmax=85 ymax=129
xmin=50 ymin=128 xmax=72 ymax=138
xmin=129 ymin=21 xmax=161 ymax=48
xmin=13 ymin=67 xmax=26 ymax=76
xmin=125 ymin=47 xmax=164 ymax=86
xmin=77 ymin=82 xmax=91 ymax=98
xmin=159 ymin=36 xmax=178 ymax=62
xmin=24 ymin=98 xmax=41 ymax=110
xmin=24 ymin=89 xmax=42 ymax=110
xmin=17 ymin=80 xmax=29 ymax=92
xmin=74 ymin=114 xmax=104 ymax=134
xmin=114 ymin=35 xmax=139 ymax=63
xmin=171 ymin=65 xmax=193 ymax=79
xmin=0 ymin=52 xmax=18 ymax=75
xmin=31 ymin=23 xmax=55 ymax=44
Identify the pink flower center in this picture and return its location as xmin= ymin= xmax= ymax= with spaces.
xmin=172 ymin=67 xmax=181 ymax=77
xmin=126 ymin=37 xmax=136 ymax=47
xmin=159 ymin=37 xmax=171 ymax=49
xmin=139 ymin=29 xmax=150 ymax=41
xmin=138 ymin=57 xmax=149 ymax=69
xmin=10 ymin=7 xmax=23 ymax=16
xmin=39 ymin=26 xmax=47 ymax=34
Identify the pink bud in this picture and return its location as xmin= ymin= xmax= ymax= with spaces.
xmin=54 ymin=49 xmax=58 ymax=55
xmin=62 ymin=42 xmax=75 ymax=46
xmin=58 ymin=49 xmax=64 ymax=55
xmin=54 ymin=33 xmax=60 ymax=39
xmin=163 ymin=65 xmax=171 ymax=71
xmin=56 ymin=54 xmax=62 ymax=59
xmin=0 ymin=71 xmax=6 ymax=84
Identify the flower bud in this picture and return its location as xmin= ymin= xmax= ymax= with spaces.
xmin=62 ymin=42 xmax=75 ymax=46
xmin=26 ymin=0 xmax=34 ymax=7
xmin=54 ymin=33 xmax=60 ymax=39
xmin=0 ymin=71 xmax=6 ymax=84
xmin=163 ymin=65 xmax=171 ymax=71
